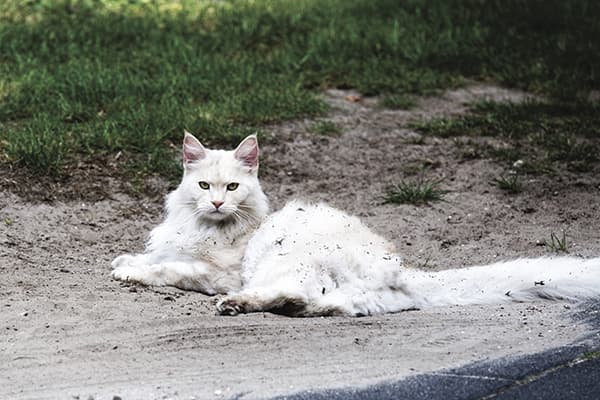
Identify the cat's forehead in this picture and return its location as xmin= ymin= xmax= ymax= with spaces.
xmin=187 ymin=149 xmax=247 ymax=182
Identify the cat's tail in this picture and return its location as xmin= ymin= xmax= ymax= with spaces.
xmin=218 ymin=256 xmax=600 ymax=317
xmin=401 ymin=256 xmax=600 ymax=309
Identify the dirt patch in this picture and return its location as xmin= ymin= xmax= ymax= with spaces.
xmin=0 ymin=154 xmax=176 ymax=203
xmin=1 ymin=84 xmax=599 ymax=399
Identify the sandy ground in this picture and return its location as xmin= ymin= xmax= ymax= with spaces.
xmin=1 ymin=84 xmax=600 ymax=399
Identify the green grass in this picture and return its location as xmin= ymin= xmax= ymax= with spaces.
xmin=384 ymin=180 xmax=445 ymax=205
xmin=1 ymin=0 xmax=599 ymax=179
xmin=582 ymin=351 xmax=600 ymax=361
xmin=545 ymin=231 xmax=569 ymax=253
xmin=493 ymin=173 xmax=523 ymax=194
xmin=310 ymin=120 xmax=341 ymax=136
xmin=380 ymin=94 xmax=417 ymax=110
xmin=414 ymin=101 xmax=600 ymax=174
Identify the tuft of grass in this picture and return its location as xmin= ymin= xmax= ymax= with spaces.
xmin=310 ymin=120 xmax=341 ymax=136
xmin=544 ymin=133 xmax=599 ymax=172
xmin=545 ymin=231 xmax=569 ymax=253
xmin=405 ymin=135 xmax=426 ymax=145
xmin=380 ymin=94 xmax=417 ymax=110
xmin=411 ymin=118 xmax=472 ymax=138
xmin=384 ymin=180 xmax=445 ymax=205
xmin=417 ymin=255 xmax=436 ymax=269
xmin=582 ymin=351 xmax=600 ymax=361
xmin=493 ymin=173 xmax=523 ymax=194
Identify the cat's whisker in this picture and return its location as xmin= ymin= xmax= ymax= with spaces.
xmin=230 ymin=210 xmax=252 ymax=231
xmin=167 ymin=207 xmax=205 ymax=231
xmin=235 ymin=205 xmax=261 ymax=222
xmin=236 ymin=206 xmax=261 ymax=223
xmin=231 ymin=209 xmax=260 ymax=233
xmin=172 ymin=201 xmax=198 ymax=207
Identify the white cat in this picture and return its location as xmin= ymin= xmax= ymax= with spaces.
xmin=112 ymin=133 xmax=600 ymax=316
xmin=111 ymin=131 xmax=268 ymax=295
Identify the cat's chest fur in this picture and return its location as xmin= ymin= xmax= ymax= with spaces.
xmin=186 ymin=224 xmax=252 ymax=269
xmin=147 ymin=207 xmax=253 ymax=270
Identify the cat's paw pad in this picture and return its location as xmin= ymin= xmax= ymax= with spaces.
xmin=216 ymin=298 xmax=246 ymax=316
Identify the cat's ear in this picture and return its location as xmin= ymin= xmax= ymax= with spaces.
xmin=234 ymin=135 xmax=259 ymax=170
xmin=182 ymin=130 xmax=206 ymax=166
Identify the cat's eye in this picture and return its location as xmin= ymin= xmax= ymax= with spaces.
xmin=198 ymin=181 xmax=210 ymax=190
xmin=226 ymin=182 xmax=239 ymax=191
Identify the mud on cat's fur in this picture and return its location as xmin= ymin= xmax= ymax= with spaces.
xmin=112 ymin=133 xmax=600 ymax=317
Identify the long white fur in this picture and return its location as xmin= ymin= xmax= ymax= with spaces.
xmin=111 ymin=134 xmax=268 ymax=295
xmin=218 ymin=201 xmax=600 ymax=316
xmin=111 ymin=133 xmax=600 ymax=316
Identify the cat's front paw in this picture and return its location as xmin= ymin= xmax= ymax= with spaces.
xmin=216 ymin=298 xmax=246 ymax=316
xmin=112 ymin=254 xmax=135 ymax=269
xmin=111 ymin=253 xmax=150 ymax=269
xmin=111 ymin=265 xmax=144 ymax=283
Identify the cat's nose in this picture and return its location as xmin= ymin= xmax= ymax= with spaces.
xmin=212 ymin=201 xmax=224 ymax=209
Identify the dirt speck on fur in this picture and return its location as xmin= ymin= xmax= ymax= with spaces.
xmin=1 ymin=84 xmax=598 ymax=399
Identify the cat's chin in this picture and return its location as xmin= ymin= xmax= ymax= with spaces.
xmin=201 ymin=210 xmax=234 ymax=223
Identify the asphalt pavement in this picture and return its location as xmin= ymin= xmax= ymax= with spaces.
xmin=271 ymin=301 xmax=600 ymax=400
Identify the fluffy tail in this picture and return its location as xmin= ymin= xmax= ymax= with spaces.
xmin=218 ymin=257 xmax=600 ymax=317
xmin=404 ymin=257 xmax=600 ymax=309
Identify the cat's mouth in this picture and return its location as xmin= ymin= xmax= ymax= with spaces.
xmin=204 ymin=209 xmax=232 ymax=221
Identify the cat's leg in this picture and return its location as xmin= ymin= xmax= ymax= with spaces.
xmin=216 ymin=277 xmax=413 ymax=317
xmin=111 ymin=257 xmax=238 ymax=295
xmin=217 ymin=288 xmax=347 ymax=317
xmin=111 ymin=252 xmax=152 ymax=284
xmin=217 ymin=289 xmax=301 ymax=316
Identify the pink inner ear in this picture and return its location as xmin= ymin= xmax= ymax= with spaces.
xmin=183 ymin=134 xmax=206 ymax=164
xmin=235 ymin=137 xmax=259 ymax=168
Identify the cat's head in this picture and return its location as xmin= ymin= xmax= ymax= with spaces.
xmin=178 ymin=131 xmax=265 ymax=223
